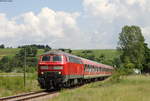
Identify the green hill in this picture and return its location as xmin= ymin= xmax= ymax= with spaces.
xmin=0 ymin=49 xmax=120 ymax=63
xmin=72 ymin=49 xmax=119 ymax=61
xmin=0 ymin=48 xmax=45 ymax=59
xmin=0 ymin=48 xmax=20 ymax=59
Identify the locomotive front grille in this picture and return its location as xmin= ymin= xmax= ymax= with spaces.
xmin=39 ymin=71 xmax=62 ymax=79
xmin=45 ymin=71 xmax=62 ymax=78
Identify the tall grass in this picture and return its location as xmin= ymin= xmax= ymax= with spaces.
xmin=50 ymin=75 xmax=150 ymax=101
xmin=0 ymin=73 xmax=41 ymax=97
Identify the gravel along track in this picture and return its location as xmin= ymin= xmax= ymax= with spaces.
xmin=0 ymin=90 xmax=59 ymax=101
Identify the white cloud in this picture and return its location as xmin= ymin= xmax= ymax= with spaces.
xmin=0 ymin=7 xmax=80 ymax=48
xmin=81 ymin=0 xmax=150 ymax=48
xmin=82 ymin=0 xmax=150 ymax=22
xmin=142 ymin=27 xmax=150 ymax=47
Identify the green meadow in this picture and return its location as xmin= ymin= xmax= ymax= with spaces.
xmin=0 ymin=48 xmax=20 ymax=59
xmin=50 ymin=75 xmax=150 ymax=101
xmin=72 ymin=49 xmax=119 ymax=60
xmin=0 ymin=73 xmax=41 ymax=97
xmin=0 ymin=48 xmax=45 ymax=59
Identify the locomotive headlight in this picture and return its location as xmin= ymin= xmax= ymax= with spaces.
xmin=41 ymin=72 xmax=44 ymax=74
xmin=53 ymin=66 xmax=63 ymax=70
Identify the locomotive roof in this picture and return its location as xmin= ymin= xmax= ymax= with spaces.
xmin=42 ymin=50 xmax=74 ymax=56
xmin=41 ymin=50 xmax=114 ymax=69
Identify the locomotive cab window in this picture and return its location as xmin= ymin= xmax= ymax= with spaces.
xmin=42 ymin=55 xmax=50 ymax=61
xmin=53 ymin=55 xmax=62 ymax=62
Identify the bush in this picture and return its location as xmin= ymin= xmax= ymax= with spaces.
xmin=110 ymin=67 xmax=133 ymax=83
xmin=26 ymin=67 xmax=37 ymax=73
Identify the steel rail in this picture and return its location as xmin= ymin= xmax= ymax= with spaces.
xmin=15 ymin=91 xmax=57 ymax=101
xmin=0 ymin=90 xmax=57 ymax=101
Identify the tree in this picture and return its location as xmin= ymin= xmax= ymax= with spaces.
xmin=118 ymin=25 xmax=145 ymax=70
xmin=17 ymin=46 xmax=37 ymax=57
xmin=15 ymin=46 xmax=38 ymax=68
xmin=0 ymin=46 xmax=38 ymax=72
xmin=0 ymin=56 xmax=12 ymax=72
xmin=58 ymin=48 xmax=72 ymax=53
xmin=77 ymin=50 xmax=95 ymax=61
xmin=95 ymin=54 xmax=105 ymax=63
xmin=0 ymin=44 xmax=5 ymax=48
xmin=44 ymin=45 xmax=52 ymax=52
xmin=45 ymin=45 xmax=51 ymax=49
xmin=142 ymin=43 xmax=150 ymax=73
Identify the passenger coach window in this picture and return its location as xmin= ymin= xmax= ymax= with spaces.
xmin=42 ymin=56 xmax=50 ymax=61
xmin=53 ymin=56 xmax=62 ymax=62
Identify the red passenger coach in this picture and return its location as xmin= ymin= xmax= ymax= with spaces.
xmin=38 ymin=50 xmax=114 ymax=90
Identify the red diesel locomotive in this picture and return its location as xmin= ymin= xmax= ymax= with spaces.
xmin=38 ymin=51 xmax=114 ymax=89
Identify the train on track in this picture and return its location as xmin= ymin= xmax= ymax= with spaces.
xmin=38 ymin=50 xmax=114 ymax=90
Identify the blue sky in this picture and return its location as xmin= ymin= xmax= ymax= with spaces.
xmin=0 ymin=0 xmax=82 ymax=17
xmin=0 ymin=0 xmax=150 ymax=49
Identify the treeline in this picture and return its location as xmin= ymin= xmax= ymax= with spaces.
xmin=0 ymin=44 xmax=52 ymax=50
xmin=18 ymin=44 xmax=51 ymax=49
xmin=18 ymin=44 xmax=52 ymax=52
xmin=0 ymin=46 xmax=38 ymax=72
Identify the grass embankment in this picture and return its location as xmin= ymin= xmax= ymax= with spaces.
xmin=0 ymin=73 xmax=41 ymax=97
xmin=50 ymin=75 xmax=150 ymax=101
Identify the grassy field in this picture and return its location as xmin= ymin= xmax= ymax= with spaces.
xmin=50 ymin=75 xmax=150 ymax=101
xmin=0 ymin=73 xmax=41 ymax=97
xmin=0 ymin=48 xmax=20 ymax=59
xmin=0 ymin=48 xmax=45 ymax=59
xmin=72 ymin=49 xmax=119 ymax=60
xmin=0 ymin=48 xmax=119 ymax=62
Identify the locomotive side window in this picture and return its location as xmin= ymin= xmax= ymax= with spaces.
xmin=69 ymin=56 xmax=81 ymax=64
xmin=53 ymin=55 xmax=62 ymax=62
xmin=42 ymin=55 xmax=50 ymax=61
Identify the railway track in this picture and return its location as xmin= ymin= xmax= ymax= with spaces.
xmin=0 ymin=90 xmax=58 ymax=101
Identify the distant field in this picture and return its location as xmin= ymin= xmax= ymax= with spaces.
xmin=72 ymin=49 xmax=120 ymax=61
xmin=0 ymin=48 xmax=119 ymax=61
xmin=0 ymin=48 xmax=20 ymax=59
xmin=0 ymin=48 xmax=44 ymax=59
xmin=50 ymin=75 xmax=150 ymax=101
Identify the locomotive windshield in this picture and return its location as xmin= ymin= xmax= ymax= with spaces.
xmin=52 ymin=55 xmax=62 ymax=62
xmin=42 ymin=55 xmax=50 ymax=61
xmin=41 ymin=55 xmax=62 ymax=62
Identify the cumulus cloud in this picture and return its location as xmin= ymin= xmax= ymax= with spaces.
xmin=0 ymin=7 xmax=80 ymax=48
xmin=81 ymin=0 xmax=150 ymax=48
